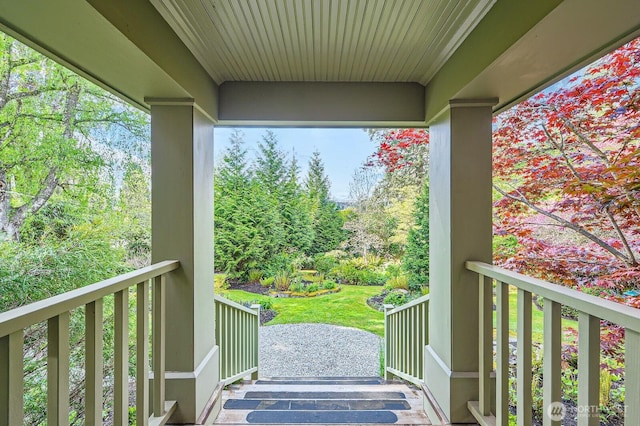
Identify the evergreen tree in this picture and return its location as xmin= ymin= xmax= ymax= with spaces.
xmin=304 ymin=150 xmax=344 ymax=254
xmin=305 ymin=150 xmax=331 ymax=202
xmin=255 ymin=130 xmax=288 ymax=196
xmin=214 ymin=130 xmax=272 ymax=279
xmin=403 ymin=182 xmax=429 ymax=290
xmin=253 ymin=130 xmax=287 ymax=252
xmin=281 ymin=154 xmax=314 ymax=253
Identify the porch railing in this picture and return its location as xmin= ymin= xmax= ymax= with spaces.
xmin=383 ymin=294 xmax=429 ymax=386
xmin=0 ymin=260 xmax=180 ymax=426
xmin=214 ymin=295 xmax=260 ymax=384
xmin=466 ymin=261 xmax=640 ymax=426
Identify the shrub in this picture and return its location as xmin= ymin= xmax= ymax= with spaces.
xmin=358 ymin=269 xmax=386 ymax=286
xmin=274 ymin=271 xmax=292 ymax=291
xmin=306 ymin=283 xmax=319 ymax=293
xmin=248 ymin=269 xmax=263 ymax=283
xmin=385 ymin=263 xmax=402 ymax=279
xmin=260 ymin=276 xmax=274 ymax=287
xmin=383 ymin=291 xmax=408 ymax=306
xmin=263 ymin=253 xmax=293 ymax=277
xmin=388 ymin=274 xmax=409 ymax=290
xmin=214 ymin=274 xmax=229 ymax=290
xmin=314 ymin=254 xmax=340 ymax=275
xmin=289 ymin=281 xmax=305 ymax=293
xmin=322 ymin=280 xmax=337 ymax=290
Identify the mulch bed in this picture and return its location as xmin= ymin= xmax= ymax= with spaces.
xmin=366 ymin=290 xmax=389 ymax=312
xmin=225 ymin=281 xmax=275 ymax=324
xmin=227 ymin=281 xmax=270 ymax=295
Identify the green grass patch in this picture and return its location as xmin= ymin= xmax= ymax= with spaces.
xmin=495 ymin=286 xmax=578 ymax=343
xmin=219 ymin=285 xmax=384 ymax=336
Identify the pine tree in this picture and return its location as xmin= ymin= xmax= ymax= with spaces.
xmin=281 ymin=154 xmax=314 ymax=253
xmin=304 ymin=150 xmax=344 ymax=254
xmin=255 ymin=130 xmax=288 ymax=196
xmin=403 ymin=182 xmax=429 ymax=290
xmin=253 ymin=130 xmax=287 ymax=252
xmin=305 ymin=150 xmax=330 ymax=202
xmin=214 ymin=130 xmax=270 ymax=279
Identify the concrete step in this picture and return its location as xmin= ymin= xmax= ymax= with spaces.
xmin=213 ymin=377 xmax=431 ymax=425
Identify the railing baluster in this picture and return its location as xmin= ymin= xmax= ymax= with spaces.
xmin=0 ymin=330 xmax=24 ymax=424
xmin=496 ymin=281 xmax=509 ymax=426
xmin=85 ymin=300 xmax=104 ymax=426
xmin=517 ymin=289 xmax=532 ymax=426
xmin=479 ymin=274 xmax=493 ymax=416
xmin=114 ymin=289 xmax=129 ymax=425
xmin=577 ymin=312 xmax=599 ymax=426
xmin=153 ymin=274 xmax=166 ymax=417
xmin=251 ymin=304 xmax=260 ymax=380
xmin=137 ymin=281 xmax=150 ymax=425
xmin=543 ymin=299 xmax=561 ymax=426
xmin=48 ymin=312 xmax=70 ymax=426
xmin=383 ymin=306 xmax=390 ymax=379
xmin=625 ymin=329 xmax=640 ymax=425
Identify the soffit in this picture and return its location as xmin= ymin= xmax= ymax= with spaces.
xmin=150 ymin=0 xmax=495 ymax=85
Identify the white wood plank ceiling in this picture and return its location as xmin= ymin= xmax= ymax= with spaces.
xmin=150 ymin=0 xmax=496 ymax=85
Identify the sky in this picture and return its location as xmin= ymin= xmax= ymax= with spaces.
xmin=213 ymin=127 xmax=376 ymax=201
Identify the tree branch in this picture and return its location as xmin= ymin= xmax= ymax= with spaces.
xmin=493 ymin=183 xmax=635 ymax=266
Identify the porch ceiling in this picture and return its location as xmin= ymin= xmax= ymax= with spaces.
xmin=0 ymin=0 xmax=639 ymax=126
xmin=149 ymin=0 xmax=494 ymax=85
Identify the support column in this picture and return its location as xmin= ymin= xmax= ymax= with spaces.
xmin=424 ymin=99 xmax=495 ymax=423
xmin=149 ymin=99 xmax=219 ymax=423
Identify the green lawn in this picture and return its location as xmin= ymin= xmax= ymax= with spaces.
xmin=218 ymin=284 xmax=579 ymax=343
xmin=218 ymin=285 xmax=385 ymax=336
xmin=497 ymin=286 xmax=578 ymax=343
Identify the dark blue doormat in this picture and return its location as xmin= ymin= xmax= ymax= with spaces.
xmin=244 ymin=391 xmax=405 ymax=400
xmin=246 ymin=410 xmax=398 ymax=424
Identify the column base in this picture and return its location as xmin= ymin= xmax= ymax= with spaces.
xmin=165 ymin=345 xmax=221 ymax=424
xmin=424 ymin=345 xmax=479 ymax=424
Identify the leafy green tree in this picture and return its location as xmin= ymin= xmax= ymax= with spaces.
xmin=118 ymin=162 xmax=151 ymax=267
xmin=0 ymin=34 xmax=148 ymax=241
xmin=403 ymin=182 xmax=429 ymax=290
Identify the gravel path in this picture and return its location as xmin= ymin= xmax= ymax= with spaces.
xmin=259 ymin=323 xmax=382 ymax=377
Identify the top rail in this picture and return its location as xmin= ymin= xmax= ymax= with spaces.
xmin=0 ymin=260 xmax=180 ymax=337
xmin=386 ymin=294 xmax=430 ymax=316
xmin=213 ymin=294 xmax=260 ymax=316
xmin=466 ymin=261 xmax=640 ymax=332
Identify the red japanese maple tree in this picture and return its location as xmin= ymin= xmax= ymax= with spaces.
xmin=369 ymin=38 xmax=640 ymax=306
xmin=492 ymin=37 xmax=640 ymax=304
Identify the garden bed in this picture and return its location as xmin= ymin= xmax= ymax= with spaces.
xmin=269 ymin=287 xmax=341 ymax=298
